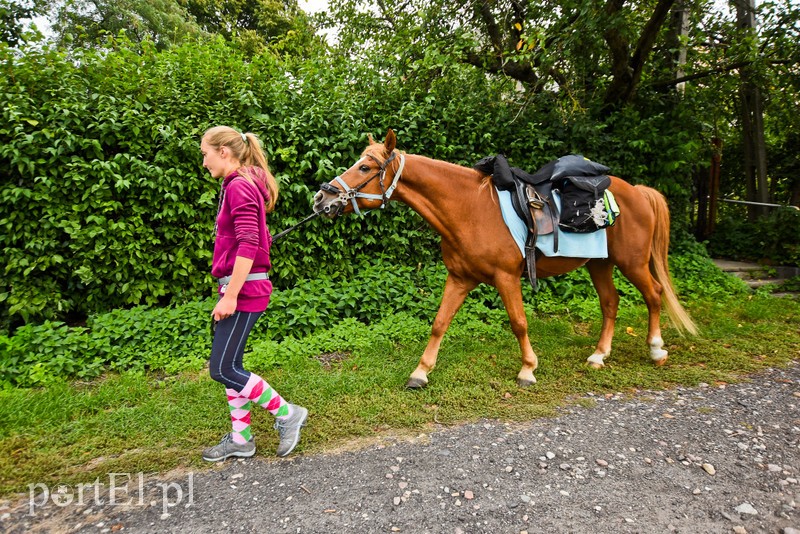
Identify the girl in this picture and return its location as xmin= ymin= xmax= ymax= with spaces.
xmin=200 ymin=125 xmax=307 ymax=461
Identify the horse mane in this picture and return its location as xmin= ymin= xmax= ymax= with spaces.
xmin=362 ymin=137 xmax=498 ymax=204
xmin=479 ymin=174 xmax=498 ymax=204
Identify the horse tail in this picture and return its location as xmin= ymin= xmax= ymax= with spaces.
xmin=636 ymin=185 xmax=698 ymax=335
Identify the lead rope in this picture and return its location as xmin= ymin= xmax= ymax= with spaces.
xmin=271 ymin=211 xmax=320 ymax=242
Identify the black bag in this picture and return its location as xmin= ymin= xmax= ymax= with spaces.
xmin=557 ymin=175 xmax=612 ymax=233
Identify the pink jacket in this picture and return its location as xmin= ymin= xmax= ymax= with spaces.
xmin=211 ymin=167 xmax=273 ymax=312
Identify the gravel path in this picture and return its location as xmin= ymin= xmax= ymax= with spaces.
xmin=5 ymin=362 xmax=799 ymax=534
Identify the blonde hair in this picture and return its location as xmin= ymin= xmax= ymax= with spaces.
xmin=202 ymin=126 xmax=279 ymax=212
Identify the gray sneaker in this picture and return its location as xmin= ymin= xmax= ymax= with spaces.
xmin=202 ymin=432 xmax=256 ymax=462
xmin=274 ymin=404 xmax=308 ymax=457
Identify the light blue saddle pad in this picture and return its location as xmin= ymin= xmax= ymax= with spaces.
xmin=496 ymin=187 xmax=608 ymax=258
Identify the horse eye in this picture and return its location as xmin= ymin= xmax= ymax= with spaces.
xmin=359 ymin=165 xmax=371 ymax=173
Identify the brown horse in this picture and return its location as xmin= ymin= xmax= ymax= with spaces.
xmin=313 ymin=129 xmax=697 ymax=388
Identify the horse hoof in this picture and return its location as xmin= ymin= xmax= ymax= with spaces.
xmin=405 ymin=377 xmax=428 ymax=389
xmin=588 ymin=362 xmax=604 ymax=370
xmin=654 ymin=356 xmax=668 ymax=367
xmin=516 ymin=377 xmax=537 ymax=388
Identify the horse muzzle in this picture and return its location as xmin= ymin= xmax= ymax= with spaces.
xmin=313 ymin=189 xmax=346 ymax=218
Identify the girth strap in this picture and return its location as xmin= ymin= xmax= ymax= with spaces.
xmin=524 ymin=233 xmax=538 ymax=291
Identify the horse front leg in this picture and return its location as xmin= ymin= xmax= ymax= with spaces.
xmin=406 ymin=275 xmax=475 ymax=389
xmin=586 ymin=260 xmax=619 ymax=369
xmin=495 ymin=274 xmax=538 ymax=387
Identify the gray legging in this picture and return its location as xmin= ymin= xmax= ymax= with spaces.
xmin=208 ymin=310 xmax=263 ymax=390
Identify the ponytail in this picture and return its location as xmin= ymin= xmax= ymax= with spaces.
xmin=202 ymin=126 xmax=280 ymax=213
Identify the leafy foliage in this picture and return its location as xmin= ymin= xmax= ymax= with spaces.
xmin=0 ymin=36 xmax=429 ymax=328
xmin=179 ymin=0 xmax=317 ymax=55
xmin=37 ymin=0 xmax=319 ymax=56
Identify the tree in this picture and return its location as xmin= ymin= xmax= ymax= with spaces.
xmin=735 ymin=0 xmax=769 ymax=219
xmin=682 ymin=0 xmax=800 ymax=213
xmin=178 ymin=0 xmax=318 ymax=54
xmin=51 ymin=0 xmax=204 ymax=49
xmin=327 ymin=0 xmax=695 ymax=108
xmin=0 ymin=0 xmax=47 ymax=46
xmin=44 ymin=0 xmax=318 ymax=55
xmin=179 ymin=0 xmax=299 ymax=38
xmin=601 ymin=0 xmax=678 ymax=106
xmin=665 ymin=0 xmax=691 ymax=94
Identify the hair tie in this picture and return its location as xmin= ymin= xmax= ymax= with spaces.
xmin=241 ymin=132 xmax=248 ymax=143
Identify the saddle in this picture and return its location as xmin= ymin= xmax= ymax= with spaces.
xmin=474 ymin=154 xmax=612 ymax=290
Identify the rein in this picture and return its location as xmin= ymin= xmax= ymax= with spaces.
xmin=271 ymin=210 xmax=320 ymax=242
xmin=319 ymin=150 xmax=406 ymax=215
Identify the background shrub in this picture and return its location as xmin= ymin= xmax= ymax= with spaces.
xmin=706 ymin=208 xmax=800 ymax=267
xmin=0 ymin=248 xmax=740 ymax=388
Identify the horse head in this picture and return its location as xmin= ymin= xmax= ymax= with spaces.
xmin=313 ymin=129 xmax=403 ymax=217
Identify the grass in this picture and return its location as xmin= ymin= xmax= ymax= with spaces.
xmin=1 ymin=292 xmax=798 ymax=498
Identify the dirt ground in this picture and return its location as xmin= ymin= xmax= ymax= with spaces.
xmin=3 ymin=361 xmax=799 ymax=534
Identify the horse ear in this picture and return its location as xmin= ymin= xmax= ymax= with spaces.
xmin=384 ymin=129 xmax=396 ymax=153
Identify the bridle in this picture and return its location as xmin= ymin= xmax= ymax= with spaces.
xmin=319 ymin=150 xmax=406 ymax=215
xmin=270 ymin=149 xmax=405 ymax=243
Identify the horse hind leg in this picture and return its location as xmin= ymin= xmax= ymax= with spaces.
xmin=618 ymin=264 xmax=668 ymax=365
xmin=406 ymin=275 xmax=476 ymax=389
xmin=586 ymin=260 xmax=619 ymax=369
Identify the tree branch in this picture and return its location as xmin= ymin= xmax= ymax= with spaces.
xmin=477 ymin=0 xmax=504 ymax=53
xmin=630 ymin=0 xmax=676 ymax=74
xmin=464 ymin=51 xmax=540 ymax=85
xmin=603 ymin=0 xmax=677 ymax=106
xmin=649 ymin=59 xmax=795 ymax=89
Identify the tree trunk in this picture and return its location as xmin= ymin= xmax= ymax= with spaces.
xmin=735 ymin=0 xmax=770 ymax=220
xmin=666 ymin=0 xmax=690 ymax=95
xmin=790 ymin=178 xmax=800 ymax=208
xmin=696 ymin=138 xmax=722 ymax=240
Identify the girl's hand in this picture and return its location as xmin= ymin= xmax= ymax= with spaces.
xmin=212 ymin=294 xmax=238 ymax=321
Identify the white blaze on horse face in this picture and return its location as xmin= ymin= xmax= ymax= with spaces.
xmin=351 ymin=157 xmax=366 ymax=173
xmin=339 ymin=158 xmax=365 ymax=187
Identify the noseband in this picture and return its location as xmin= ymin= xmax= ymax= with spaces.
xmin=319 ymin=151 xmax=406 ymax=215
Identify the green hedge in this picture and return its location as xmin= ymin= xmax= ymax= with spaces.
xmin=1 ymin=36 xmax=707 ymax=331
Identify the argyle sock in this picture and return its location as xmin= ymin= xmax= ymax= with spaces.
xmin=239 ymin=373 xmax=292 ymax=419
xmin=227 ymin=388 xmax=253 ymax=444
